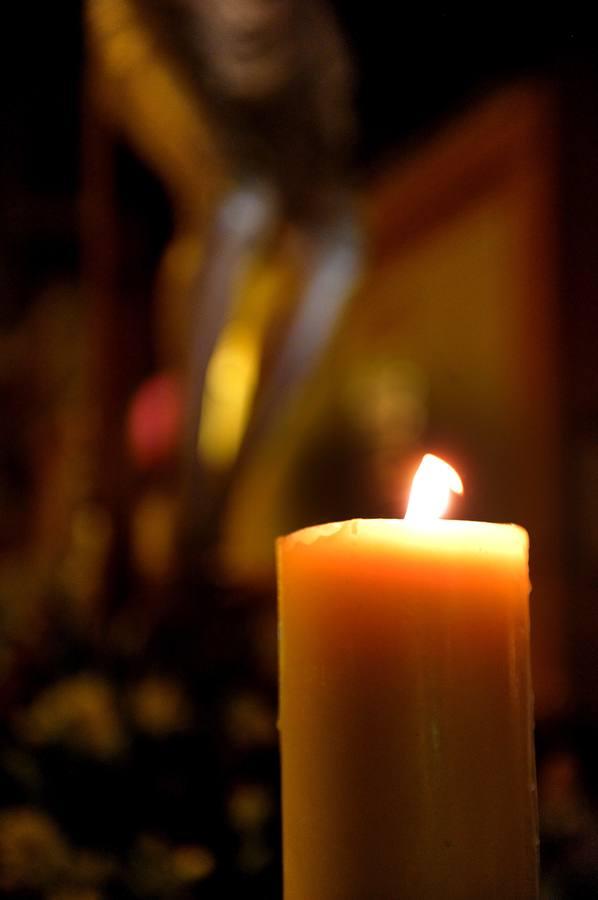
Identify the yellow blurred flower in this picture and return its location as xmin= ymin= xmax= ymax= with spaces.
xmin=0 ymin=807 xmax=70 ymax=891
xmin=127 ymin=835 xmax=214 ymax=894
xmin=172 ymin=845 xmax=215 ymax=882
xmin=128 ymin=675 xmax=192 ymax=737
xmin=228 ymin=784 xmax=273 ymax=832
xmin=226 ymin=691 xmax=276 ymax=749
xmin=16 ymin=673 xmax=125 ymax=759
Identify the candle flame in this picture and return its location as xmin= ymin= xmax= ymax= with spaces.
xmin=404 ymin=454 xmax=463 ymax=522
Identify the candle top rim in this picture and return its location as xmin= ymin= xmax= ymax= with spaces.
xmin=278 ymin=518 xmax=529 ymax=558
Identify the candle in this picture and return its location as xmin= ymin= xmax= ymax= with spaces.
xmin=276 ymin=455 xmax=538 ymax=899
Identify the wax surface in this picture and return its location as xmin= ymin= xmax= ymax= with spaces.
xmin=277 ymin=519 xmax=538 ymax=900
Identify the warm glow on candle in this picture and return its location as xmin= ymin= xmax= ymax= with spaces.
xmin=278 ymin=453 xmax=538 ymax=898
xmin=404 ymin=453 xmax=464 ymax=522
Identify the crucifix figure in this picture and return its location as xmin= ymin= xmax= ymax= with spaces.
xmin=133 ymin=0 xmax=363 ymax=572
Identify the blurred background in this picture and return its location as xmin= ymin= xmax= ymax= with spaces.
xmin=2 ymin=3 xmax=598 ymax=897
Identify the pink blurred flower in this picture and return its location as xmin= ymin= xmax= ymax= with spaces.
xmin=126 ymin=372 xmax=184 ymax=470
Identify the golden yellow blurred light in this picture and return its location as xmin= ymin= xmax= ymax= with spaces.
xmin=404 ymin=453 xmax=463 ymax=522
xmin=196 ymin=251 xmax=288 ymax=470
xmin=197 ymin=322 xmax=260 ymax=469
